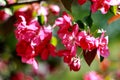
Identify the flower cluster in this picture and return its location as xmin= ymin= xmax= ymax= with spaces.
xmin=55 ymin=12 xmax=109 ymax=71
xmin=15 ymin=15 xmax=56 ymax=70
xmin=14 ymin=3 xmax=59 ymax=70
xmin=14 ymin=1 xmax=110 ymax=72
xmin=78 ymin=0 xmax=120 ymax=14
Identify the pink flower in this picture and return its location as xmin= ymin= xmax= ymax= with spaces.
xmin=96 ymin=32 xmax=109 ymax=58
xmin=55 ymin=12 xmax=79 ymax=47
xmin=55 ymin=12 xmax=79 ymax=57
xmin=91 ymin=0 xmax=110 ymax=14
xmin=15 ymin=12 xmax=56 ymax=68
xmin=64 ymin=54 xmax=73 ymax=63
xmin=84 ymin=71 xmax=103 ymax=80
xmin=77 ymin=31 xmax=97 ymax=51
xmin=16 ymin=40 xmax=38 ymax=69
xmin=31 ymin=26 xmax=56 ymax=60
xmin=15 ymin=25 xmax=56 ymax=68
xmin=14 ymin=16 xmax=40 ymax=42
xmin=58 ymin=50 xmax=80 ymax=71
xmin=14 ymin=7 xmax=33 ymax=23
xmin=15 ymin=24 xmax=56 ymax=68
xmin=58 ymin=49 xmax=76 ymax=63
xmin=78 ymin=0 xmax=87 ymax=5
xmin=38 ymin=6 xmax=48 ymax=16
xmin=16 ymin=40 xmax=36 ymax=58
xmin=22 ymin=57 xmax=38 ymax=70
xmin=39 ymin=43 xmax=56 ymax=60
xmin=61 ymin=24 xmax=79 ymax=50
xmin=55 ymin=12 xmax=72 ymax=35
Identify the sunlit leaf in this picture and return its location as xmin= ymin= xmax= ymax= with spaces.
xmin=111 ymin=5 xmax=117 ymax=15
xmin=60 ymin=0 xmax=73 ymax=12
xmin=11 ymin=4 xmax=26 ymax=12
xmin=51 ymin=36 xmax=57 ymax=46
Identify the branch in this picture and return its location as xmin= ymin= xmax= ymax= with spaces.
xmin=0 ymin=0 xmax=44 ymax=9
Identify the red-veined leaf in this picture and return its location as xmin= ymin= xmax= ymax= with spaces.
xmin=83 ymin=48 xmax=97 ymax=66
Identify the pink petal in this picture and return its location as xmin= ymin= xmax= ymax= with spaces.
xmin=107 ymin=0 xmax=120 ymax=5
xmin=22 ymin=58 xmax=38 ymax=70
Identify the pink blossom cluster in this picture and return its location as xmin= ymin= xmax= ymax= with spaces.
xmin=14 ymin=4 xmax=59 ymax=70
xmin=55 ymin=12 xmax=109 ymax=71
xmin=14 ymin=2 xmax=110 ymax=72
xmin=78 ymin=0 xmax=120 ymax=14
xmin=15 ymin=15 xmax=56 ymax=70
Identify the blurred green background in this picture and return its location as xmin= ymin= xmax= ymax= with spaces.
xmin=0 ymin=0 xmax=120 ymax=80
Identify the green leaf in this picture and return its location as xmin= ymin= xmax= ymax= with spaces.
xmin=61 ymin=0 xmax=73 ymax=12
xmin=111 ymin=5 xmax=117 ymax=15
xmin=84 ymin=13 xmax=93 ymax=28
xmin=100 ymin=56 xmax=104 ymax=62
xmin=38 ymin=15 xmax=45 ymax=25
xmin=11 ymin=4 xmax=26 ymax=12
xmin=51 ymin=36 xmax=57 ymax=46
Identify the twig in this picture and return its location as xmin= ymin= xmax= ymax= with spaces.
xmin=0 ymin=0 xmax=44 ymax=9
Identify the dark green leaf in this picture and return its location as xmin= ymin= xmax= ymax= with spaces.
xmin=51 ymin=36 xmax=57 ymax=46
xmin=100 ymin=56 xmax=104 ymax=62
xmin=83 ymin=48 xmax=97 ymax=66
xmin=38 ymin=15 xmax=45 ymax=25
xmin=61 ymin=0 xmax=73 ymax=12
xmin=76 ymin=20 xmax=85 ymax=29
xmin=84 ymin=14 xmax=93 ymax=28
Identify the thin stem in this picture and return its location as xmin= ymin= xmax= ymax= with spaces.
xmin=91 ymin=29 xmax=98 ymax=36
xmin=78 ymin=50 xmax=83 ymax=57
xmin=0 ymin=0 xmax=44 ymax=9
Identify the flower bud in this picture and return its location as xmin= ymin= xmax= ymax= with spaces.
xmin=69 ymin=58 xmax=81 ymax=71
